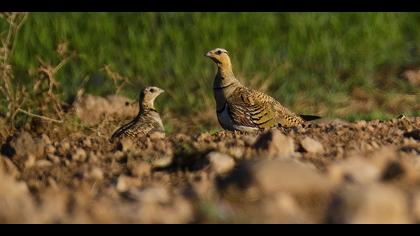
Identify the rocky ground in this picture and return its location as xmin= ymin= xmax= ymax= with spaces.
xmin=0 ymin=95 xmax=419 ymax=223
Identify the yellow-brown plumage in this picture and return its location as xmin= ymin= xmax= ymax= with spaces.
xmin=228 ymin=86 xmax=304 ymax=129
xmin=110 ymin=86 xmax=165 ymax=141
xmin=206 ymin=48 xmax=310 ymax=132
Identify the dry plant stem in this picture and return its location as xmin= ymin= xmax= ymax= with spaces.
xmin=103 ymin=65 xmax=131 ymax=94
xmin=37 ymin=53 xmax=75 ymax=121
xmin=8 ymin=13 xmax=28 ymax=61
xmin=0 ymin=13 xmax=28 ymax=128
xmin=2 ymin=13 xmax=28 ymax=84
xmin=1 ymin=66 xmax=13 ymax=113
xmin=96 ymin=115 xmax=112 ymax=138
xmin=10 ymin=89 xmax=28 ymax=123
xmin=17 ymin=108 xmax=63 ymax=124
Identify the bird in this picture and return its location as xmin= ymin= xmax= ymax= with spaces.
xmin=205 ymin=48 xmax=320 ymax=132
xmin=110 ymin=86 xmax=165 ymax=141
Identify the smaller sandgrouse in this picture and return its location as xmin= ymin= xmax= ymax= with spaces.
xmin=110 ymin=86 xmax=165 ymax=141
xmin=205 ymin=48 xmax=320 ymax=132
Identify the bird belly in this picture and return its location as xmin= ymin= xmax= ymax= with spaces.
xmin=217 ymin=103 xmax=235 ymax=131
xmin=232 ymin=125 xmax=259 ymax=132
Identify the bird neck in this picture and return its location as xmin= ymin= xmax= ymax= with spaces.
xmin=140 ymin=101 xmax=156 ymax=114
xmin=214 ymin=61 xmax=240 ymax=89
xmin=216 ymin=60 xmax=235 ymax=80
xmin=213 ymin=64 xmax=242 ymax=112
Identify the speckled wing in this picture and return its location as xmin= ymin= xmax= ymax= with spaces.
xmin=110 ymin=114 xmax=163 ymax=140
xmin=227 ymin=86 xmax=305 ymax=129
xmin=110 ymin=117 xmax=138 ymax=140
xmin=254 ymin=89 xmax=305 ymax=127
xmin=269 ymin=94 xmax=305 ymax=127
xmin=226 ymin=87 xmax=280 ymax=130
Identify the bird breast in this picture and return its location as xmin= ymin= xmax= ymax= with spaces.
xmin=150 ymin=113 xmax=164 ymax=130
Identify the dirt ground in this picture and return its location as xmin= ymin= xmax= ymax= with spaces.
xmin=0 ymin=95 xmax=419 ymax=223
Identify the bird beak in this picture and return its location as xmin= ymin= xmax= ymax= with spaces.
xmin=159 ymin=88 xmax=165 ymax=94
xmin=205 ymin=51 xmax=212 ymax=57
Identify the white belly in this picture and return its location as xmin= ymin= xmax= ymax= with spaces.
xmin=233 ymin=125 xmax=259 ymax=132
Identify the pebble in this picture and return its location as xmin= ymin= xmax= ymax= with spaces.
xmin=207 ymin=152 xmax=235 ymax=175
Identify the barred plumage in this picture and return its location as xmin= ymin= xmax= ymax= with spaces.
xmin=110 ymin=86 xmax=165 ymax=141
xmin=206 ymin=48 xmax=315 ymax=132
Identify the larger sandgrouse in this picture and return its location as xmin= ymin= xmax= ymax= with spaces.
xmin=110 ymin=86 xmax=165 ymax=141
xmin=205 ymin=48 xmax=318 ymax=132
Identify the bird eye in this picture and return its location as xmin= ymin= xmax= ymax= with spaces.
xmin=216 ymin=50 xmax=222 ymax=55
xmin=150 ymin=88 xmax=156 ymax=92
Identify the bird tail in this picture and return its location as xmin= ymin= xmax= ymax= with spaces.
xmin=299 ymin=114 xmax=322 ymax=121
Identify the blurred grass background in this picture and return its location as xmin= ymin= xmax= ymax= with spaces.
xmin=1 ymin=12 xmax=419 ymax=131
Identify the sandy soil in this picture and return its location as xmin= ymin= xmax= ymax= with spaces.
xmin=0 ymin=95 xmax=419 ymax=223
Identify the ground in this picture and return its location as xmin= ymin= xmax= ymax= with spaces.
xmin=0 ymin=95 xmax=419 ymax=224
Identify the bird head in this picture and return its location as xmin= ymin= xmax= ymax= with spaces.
xmin=139 ymin=86 xmax=165 ymax=110
xmin=205 ymin=48 xmax=230 ymax=65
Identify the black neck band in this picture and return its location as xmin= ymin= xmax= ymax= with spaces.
xmin=213 ymin=83 xmax=234 ymax=90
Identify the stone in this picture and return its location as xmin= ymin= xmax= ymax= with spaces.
xmin=253 ymin=129 xmax=296 ymax=158
xmin=47 ymin=154 xmax=60 ymax=164
xmin=253 ymin=159 xmax=332 ymax=195
xmin=12 ymin=131 xmax=35 ymax=157
xmin=0 ymin=172 xmax=35 ymax=223
xmin=412 ymin=192 xmax=420 ymax=222
xmin=327 ymin=184 xmax=411 ymax=224
xmin=24 ymin=154 xmax=36 ymax=169
xmin=36 ymin=160 xmax=53 ymax=168
xmin=11 ymin=131 xmax=45 ymax=158
xmin=300 ymin=137 xmax=325 ymax=154
xmin=58 ymin=141 xmax=71 ymax=154
xmin=151 ymin=156 xmax=173 ymax=169
xmin=328 ymin=157 xmax=381 ymax=184
xmin=129 ymin=161 xmax=151 ymax=177
xmin=207 ymin=151 xmax=236 ymax=175
xmin=82 ymin=138 xmax=92 ymax=148
xmin=135 ymin=186 xmax=170 ymax=204
xmin=255 ymin=192 xmax=313 ymax=223
xmin=115 ymin=175 xmax=140 ymax=193
xmin=72 ymin=148 xmax=87 ymax=162
xmin=0 ymin=155 xmax=20 ymax=178
xmin=116 ymin=175 xmax=130 ymax=192
xmin=148 ymin=131 xmax=166 ymax=140
xmin=44 ymin=144 xmax=56 ymax=155
xmin=41 ymin=134 xmax=52 ymax=145
xmin=90 ymin=167 xmax=104 ymax=180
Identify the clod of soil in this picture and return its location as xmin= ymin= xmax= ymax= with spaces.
xmin=0 ymin=98 xmax=419 ymax=223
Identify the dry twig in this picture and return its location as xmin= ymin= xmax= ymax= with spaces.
xmin=17 ymin=108 xmax=63 ymax=123
xmin=0 ymin=12 xmax=29 ymax=129
xmin=103 ymin=65 xmax=132 ymax=94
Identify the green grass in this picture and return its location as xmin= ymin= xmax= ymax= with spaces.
xmin=1 ymin=13 xmax=419 ymax=130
